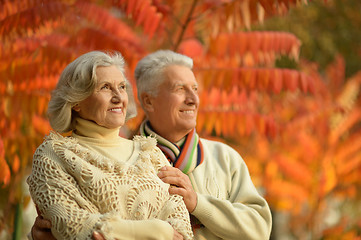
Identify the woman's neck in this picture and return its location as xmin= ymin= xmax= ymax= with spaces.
xmin=73 ymin=117 xmax=121 ymax=139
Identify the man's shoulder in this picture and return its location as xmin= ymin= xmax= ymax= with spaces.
xmin=200 ymin=137 xmax=241 ymax=158
xmin=200 ymin=137 xmax=233 ymax=150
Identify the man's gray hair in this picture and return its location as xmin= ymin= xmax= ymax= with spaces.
xmin=134 ymin=50 xmax=193 ymax=106
xmin=47 ymin=50 xmax=137 ymax=133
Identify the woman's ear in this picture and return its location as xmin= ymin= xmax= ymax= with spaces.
xmin=72 ymin=104 xmax=80 ymax=112
xmin=141 ymin=93 xmax=154 ymax=112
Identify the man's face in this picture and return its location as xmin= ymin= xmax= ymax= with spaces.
xmin=147 ymin=65 xmax=199 ymax=142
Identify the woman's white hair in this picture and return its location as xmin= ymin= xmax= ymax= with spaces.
xmin=134 ymin=50 xmax=193 ymax=107
xmin=48 ymin=50 xmax=137 ymax=133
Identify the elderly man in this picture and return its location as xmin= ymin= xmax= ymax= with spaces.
xmin=30 ymin=50 xmax=272 ymax=240
xmin=135 ymin=50 xmax=272 ymax=240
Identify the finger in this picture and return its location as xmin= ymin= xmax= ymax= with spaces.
xmin=173 ymin=229 xmax=184 ymax=240
xmin=159 ymin=176 xmax=188 ymax=188
xmin=35 ymin=216 xmax=52 ymax=229
xmin=169 ymin=186 xmax=187 ymax=196
xmin=158 ymin=166 xmax=182 ymax=177
xmin=92 ymin=231 xmax=106 ymax=240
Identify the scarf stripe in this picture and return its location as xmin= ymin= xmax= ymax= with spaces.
xmin=179 ymin=132 xmax=197 ymax=173
xmin=140 ymin=121 xmax=204 ymax=174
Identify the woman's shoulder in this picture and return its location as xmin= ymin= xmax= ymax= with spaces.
xmin=132 ymin=135 xmax=158 ymax=151
xmin=132 ymin=135 xmax=169 ymax=172
xmin=42 ymin=131 xmax=75 ymax=143
xmin=34 ymin=131 xmax=78 ymax=156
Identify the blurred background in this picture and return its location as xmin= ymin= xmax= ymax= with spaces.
xmin=1 ymin=0 xmax=360 ymax=239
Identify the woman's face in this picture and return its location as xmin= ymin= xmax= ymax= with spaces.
xmin=73 ymin=65 xmax=128 ymax=129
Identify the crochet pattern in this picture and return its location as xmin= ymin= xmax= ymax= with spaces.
xmin=27 ymin=132 xmax=193 ymax=240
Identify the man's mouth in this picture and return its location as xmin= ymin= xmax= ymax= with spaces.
xmin=180 ymin=110 xmax=195 ymax=114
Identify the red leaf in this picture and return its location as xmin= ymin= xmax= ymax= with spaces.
xmin=271 ymin=69 xmax=283 ymax=94
xmin=283 ymin=69 xmax=299 ymax=92
xmin=178 ymin=39 xmax=204 ymax=59
xmin=299 ymin=72 xmax=308 ymax=92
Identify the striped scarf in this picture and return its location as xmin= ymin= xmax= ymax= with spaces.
xmin=139 ymin=121 xmax=204 ymax=174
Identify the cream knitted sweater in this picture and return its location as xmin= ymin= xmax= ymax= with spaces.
xmin=27 ymin=118 xmax=193 ymax=240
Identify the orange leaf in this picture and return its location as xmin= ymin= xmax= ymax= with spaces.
xmin=135 ymin=1 xmax=149 ymax=26
xmin=215 ymin=113 xmax=222 ymax=136
xmin=299 ymin=72 xmax=308 ymax=93
xmin=143 ymin=6 xmax=157 ymax=36
xmin=336 ymin=153 xmax=361 ymax=176
xmin=283 ymin=69 xmax=299 ymax=92
xmin=265 ymin=116 xmax=277 ymax=138
xmin=215 ymin=33 xmax=229 ymax=57
xmin=208 ymin=87 xmax=221 ymax=108
xmin=319 ymin=158 xmax=337 ymax=197
xmin=179 ymin=39 xmax=204 ymax=59
xmin=237 ymin=114 xmax=246 ymax=136
xmin=271 ymin=69 xmax=283 ymax=93
xmin=248 ymin=32 xmax=261 ymax=62
xmin=12 ymin=154 xmax=20 ymax=174
xmin=196 ymin=112 xmax=206 ymax=133
xmin=204 ymin=112 xmax=215 ymax=135
xmin=32 ymin=115 xmax=52 ymax=136
xmin=267 ymin=179 xmax=309 ymax=212
xmin=276 ymin=154 xmax=313 ymax=187
xmin=245 ymin=114 xmax=254 ymax=136
xmin=0 ymin=138 xmax=11 ymax=186
xmin=126 ymin=0 xmax=137 ymax=15
xmin=257 ymin=69 xmax=270 ymax=90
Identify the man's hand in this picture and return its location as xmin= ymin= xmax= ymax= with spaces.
xmin=158 ymin=166 xmax=197 ymax=212
xmin=173 ymin=228 xmax=184 ymax=240
xmin=31 ymin=216 xmax=55 ymax=240
xmin=92 ymin=231 xmax=105 ymax=240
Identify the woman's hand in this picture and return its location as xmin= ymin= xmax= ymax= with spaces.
xmin=32 ymin=216 xmax=105 ymax=240
xmin=173 ymin=229 xmax=184 ymax=240
xmin=31 ymin=216 xmax=55 ymax=240
xmin=157 ymin=166 xmax=197 ymax=212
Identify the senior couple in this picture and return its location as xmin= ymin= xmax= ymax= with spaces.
xmin=28 ymin=50 xmax=272 ymax=240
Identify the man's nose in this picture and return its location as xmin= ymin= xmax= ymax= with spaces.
xmin=185 ymin=89 xmax=198 ymax=105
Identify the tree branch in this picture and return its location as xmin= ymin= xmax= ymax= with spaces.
xmin=173 ymin=0 xmax=199 ymax=51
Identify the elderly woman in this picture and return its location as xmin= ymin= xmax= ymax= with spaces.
xmin=27 ymin=51 xmax=193 ymax=240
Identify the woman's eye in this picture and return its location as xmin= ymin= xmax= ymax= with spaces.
xmin=101 ymin=84 xmax=110 ymax=90
xmin=119 ymin=84 xmax=126 ymax=90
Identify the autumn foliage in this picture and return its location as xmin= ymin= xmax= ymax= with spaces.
xmin=1 ymin=0 xmax=360 ymax=239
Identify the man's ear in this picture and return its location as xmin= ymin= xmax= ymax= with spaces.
xmin=141 ymin=92 xmax=155 ymax=112
xmin=72 ymin=104 xmax=80 ymax=112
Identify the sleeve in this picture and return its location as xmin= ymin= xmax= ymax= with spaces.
xmin=191 ymin=145 xmax=272 ymax=240
xmin=150 ymin=146 xmax=194 ymax=240
xmin=97 ymin=215 xmax=174 ymax=240
xmin=27 ymin=141 xmax=174 ymax=240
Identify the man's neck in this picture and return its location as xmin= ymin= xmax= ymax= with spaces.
xmin=148 ymin=123 xmax=189 ymax=143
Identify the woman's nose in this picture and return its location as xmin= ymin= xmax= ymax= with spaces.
xmin=111 ymin=90 xmax=122 ymax=103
